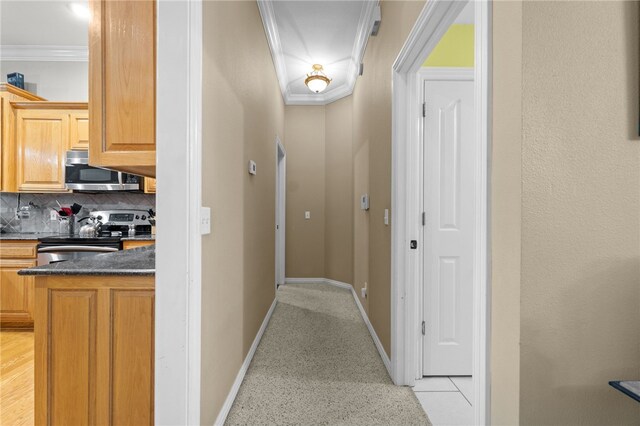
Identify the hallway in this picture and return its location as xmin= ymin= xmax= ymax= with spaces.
xmin=225 ymin=283 xmax=429 ymax=425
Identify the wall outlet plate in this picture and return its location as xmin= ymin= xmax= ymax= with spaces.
xmin=248 ymin=160 xmax=257 ymax=175
xmin=200 ymin=207 xmax=211 ymax=235
xmin=360 ymin=194 xmax=369 ymax=211
xmin=50 ymin=209 xmax=58 ymax=221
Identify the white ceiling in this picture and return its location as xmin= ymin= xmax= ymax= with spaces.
xmin=1 ymin=1 xmax=88 ymax=46
xmin=0 ymin=0 xmax=88 ymax=62
xmin=259 ymin=0 xmax=378 ymax=105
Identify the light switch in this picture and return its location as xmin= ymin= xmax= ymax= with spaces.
xmin=201 ymin=207 xmax=211 ymax=235
xmin=248 ymin=160 xmax=257 ymax=175
xmin=304 ymin=211 xmax=311 ymax=220
xmin=384 ymin=209 xmax=389 ymax=225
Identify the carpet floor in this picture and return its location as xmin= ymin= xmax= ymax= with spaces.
xmin=225 ymin=283 xmax=430 ymax=426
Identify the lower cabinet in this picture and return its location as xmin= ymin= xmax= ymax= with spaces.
xmin=122 ymin=240 xmax=155 ymax=250
xmin=35 ymin=275 xmax=154 ymax=425
xmin=0 ymin=241 xmax=37 ymax=328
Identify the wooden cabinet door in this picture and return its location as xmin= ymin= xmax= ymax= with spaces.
xmin=144 ymin=177 xmax=156 ymax=194
xmin=0 ymin=259 xmax=36 ymax=327
xmin=15 ymin=109 xmax=69 ymax=192
xmin=1 ymin=84 xmax=46 ymax=191
xmin=35 ymin=277 xmax=154 ymax=425
xmin=69 ymin=111 xmax=89 ymax=150
xmin=110 ymin=289 xmax=154 ymax=424
xmin=89 ymin=0 xmax=156 ymax=177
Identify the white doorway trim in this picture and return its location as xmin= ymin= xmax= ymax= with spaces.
xmin=390 ymin=0 xmax=491 ymax=424
xmin=275 ymin=137 xmax=286 ymax=288
xmin=155 ymin=0 xmax=202 ymax=424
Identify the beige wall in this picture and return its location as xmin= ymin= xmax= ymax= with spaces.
xmin=200 ymin=1 xmax=284 ymax=423
xmin=284 ymin=106 xmax=326 ymax=278
xmin=491 ymin=1 xmax=522 ymax=424
xmin=518 ymin=1 xmax=640 ymax=424
xmin=284 ymin=99 xmax=355 ymax=284
xmin=351 ymin=0 xmax=426 ymax=355
xmin=325 ymin=97 xmax=354 ymax=284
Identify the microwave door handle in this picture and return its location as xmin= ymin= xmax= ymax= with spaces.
xmin=118 ymin=172 xmax=124 ymax=187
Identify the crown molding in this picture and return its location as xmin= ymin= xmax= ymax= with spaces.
xmin=257 ymin=0 xmax=291 ymax=102
xmin=0 ymin=45 xmax=88 ymax=62
xmin=258 ymin=0 xmax=379 ymax=106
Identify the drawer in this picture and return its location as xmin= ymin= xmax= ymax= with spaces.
xmin=0 ymin=241 xmax=38 ymax=259
xmin=0 ymin=259 xmax=37 ymax=268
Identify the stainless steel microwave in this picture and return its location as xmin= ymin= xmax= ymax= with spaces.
xmin=65 ymin=150 xmax=141 ymax=191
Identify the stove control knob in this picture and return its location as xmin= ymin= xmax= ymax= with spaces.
xmin=97 ymin=215 xmax=103 ymax=221
xmin=135 ymin=215 xmax=140 ymax=219
xmin=141 ymin=215 xmax=147 ymax=220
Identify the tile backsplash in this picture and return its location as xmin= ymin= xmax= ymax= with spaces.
xmin=0 ymin=192 xmax=156 ymax=233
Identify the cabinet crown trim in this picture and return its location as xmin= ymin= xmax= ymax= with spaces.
xmin=10 ymin=101 xmax=88 ymax=110
xmin=0 ymin=83 xmax=46 ymax=101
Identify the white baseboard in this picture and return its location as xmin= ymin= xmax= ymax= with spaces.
xmin=284 ymin=277 xmax=326 ymax=285
xmin=348 ymin=285 xmax=392 ymax=377
xmin=283 ymin=277 xmax=392 ymax=377
xmin=213 ymin=298 xmax=277 ymax=426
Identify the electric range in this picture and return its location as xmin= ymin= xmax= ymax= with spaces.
xmin=36 ymin=209 xmax=154 ymax=266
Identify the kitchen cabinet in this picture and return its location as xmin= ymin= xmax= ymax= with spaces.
xmin=144 ymin=177 xmax=156 ymax=194
xmin=35 ymin=275 xmax=154 ymax=425
xmin=89 ymin=0 xmax=156 ymax=178
xmin=69 ymin=111 xmax=89 ymax=150
xmin=0 ymin=241 xmax=37 ymax=328
xmin=11 ymin=102 xmax=88 ymax=193
xmin=123 ymin=240 xmax=155 ymax=250
xmin=0 ymin=83 xmax=45 ymax=191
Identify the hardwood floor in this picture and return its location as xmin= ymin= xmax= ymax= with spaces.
xmin=0 ymin=331 xmax=34 ymax=426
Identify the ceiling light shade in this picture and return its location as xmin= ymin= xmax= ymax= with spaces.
xmin=69 ymin=2 xmax=90 ymax=21
xmin=305 ymin=64 xmax=332 ymax=93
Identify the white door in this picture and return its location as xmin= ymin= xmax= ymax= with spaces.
xmin=422 ymin=76 xmax=474 ymax=376
xmin=275 ymin=140 xmax=286 ymax=287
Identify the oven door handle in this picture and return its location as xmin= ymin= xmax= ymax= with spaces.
xmin=38 ymin=246 xmax=119 ymax=253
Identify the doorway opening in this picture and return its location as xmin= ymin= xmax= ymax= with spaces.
xmin=275 ymin=137 xmax=286 ymax=288
xmin=391 ymin=0 xmax=490 ymax=424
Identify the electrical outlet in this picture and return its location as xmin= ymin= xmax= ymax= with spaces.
xmin=50 ymin=209 xmax=58 ymax=221
xmin=361 ymin=282 xmax=368 ymax=298
xmin=200 ymin=207 xmax=211 ymax=235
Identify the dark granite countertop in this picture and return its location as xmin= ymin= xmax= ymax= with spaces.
xmin=121 ymin=234 xmax=155 ymax=241
xmin=18 ymin=245 xmax=155 ymax=276
xmin=0 ymin=232 xmax=59 ymax=240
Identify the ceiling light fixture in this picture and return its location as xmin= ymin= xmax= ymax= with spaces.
xmin=304 ymin=64 xmax=332 ymax=94
xmin=69 ymin=2 xmax=90 ymax=21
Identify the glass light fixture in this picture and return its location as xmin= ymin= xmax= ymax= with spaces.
xmin=304 ymin=64 xmax=332 ymax=93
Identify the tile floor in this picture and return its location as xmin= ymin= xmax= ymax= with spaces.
xmin=413 ymin=376 xmax=474 ymax=426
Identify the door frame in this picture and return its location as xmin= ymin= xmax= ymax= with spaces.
xmin=418 ymin=67 xmax=475 ymax=377
xmin=275 ymin=137 xmax=286 ymax=288
xmin=155 ymin=0 xmax=203 ymax=423
xmin=390 ymin=0 xmax=491 ymax=424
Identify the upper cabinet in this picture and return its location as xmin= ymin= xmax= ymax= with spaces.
xmin=0 ymin=84 xmax=46 ymax=192
xmin=89 ymin=0 xmax=156 ymax=178
xmin=11 ymin=102 xmax=88 ymax=193
xmin=69 ymin=111 xmax=90 ymax=150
